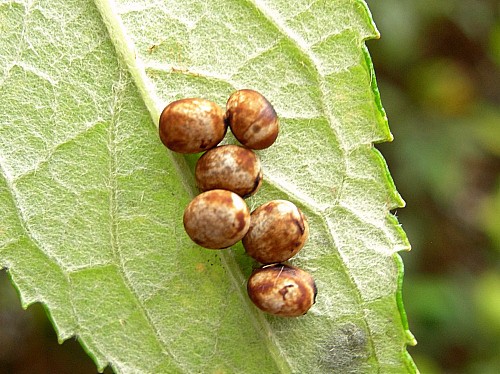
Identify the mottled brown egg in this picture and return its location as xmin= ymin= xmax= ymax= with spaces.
xmin=195 ymin=145 xmax=263 ymax=198
xmin=243 ymin=200 xmax=309 ymax=264
xmin=183 ymin=190 xmax=250 ymax=249
xmin=159 ymin=98 xmax=227 ymax=154
xmin=247 ymin=264 xmax=317 ymax=317
xmin=224 ymin=89 xmax=279 ymax=150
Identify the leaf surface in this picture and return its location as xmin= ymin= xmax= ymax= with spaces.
xmin=0 ymin=0 xmax=416 ymax=372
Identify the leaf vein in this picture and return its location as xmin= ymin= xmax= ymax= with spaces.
xmin=105 ymin=68 xmax=185 ymax=371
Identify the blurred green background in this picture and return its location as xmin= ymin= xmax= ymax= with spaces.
xmin=1 ymin=1 xmax=499 ymax=373
xmin=367 ymin=0 xmax=500 ymax=373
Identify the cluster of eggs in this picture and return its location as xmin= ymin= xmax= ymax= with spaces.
xmin=159 ymin=90 xmax=317 ymax=317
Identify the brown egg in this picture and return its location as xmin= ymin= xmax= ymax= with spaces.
xmin=195 ymin=145 xmax=263 ymax=198
xmin=243 ymin=200 xmax=309 ymax=264
xmin=247 ymin=264 xmax=317 ymax=317
xmin=183 ymin=190 xmax=250 ymax=249
xmin=224 ymin=89 xmax=279 ymax=150
xmin=159 ymin=98 xmax=226 ymax=153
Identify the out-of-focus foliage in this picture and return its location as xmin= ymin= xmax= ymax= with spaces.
xmin=366 ymin=0 xmax=500 ymax=373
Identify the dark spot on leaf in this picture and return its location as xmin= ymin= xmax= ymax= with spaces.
xmin=318 ymin=323 xmax=371 ymax=372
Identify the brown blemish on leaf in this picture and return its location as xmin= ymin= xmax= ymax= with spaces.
xmin=147 ymin=44 xmax=159 ymax=54
xmin=318 ymin=323 xmax=370 ymax=371
xmin=195 ymin=263 xmax=206 ymax=272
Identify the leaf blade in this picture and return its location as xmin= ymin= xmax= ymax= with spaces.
xmin=0 ymin=0 xmax=415 ymax=372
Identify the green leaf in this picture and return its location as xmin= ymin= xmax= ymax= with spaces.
xmin=0 ymin=0 xmax=416 ymax=372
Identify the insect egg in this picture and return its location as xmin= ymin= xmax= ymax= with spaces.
xmin=247 ymin=264 xmax=317 ymax=317
xmin=243 ymin=200 xmax=309 ymax=264
xmin=183 ymin=189 xmax=250 ymax=249
xmin=224 ymin=89 xmax=279 ymax=150
xmin=195 ymin=145 xmax=263 ymax=198
xmin=159 ymin=98 xmax=226 ymax=154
